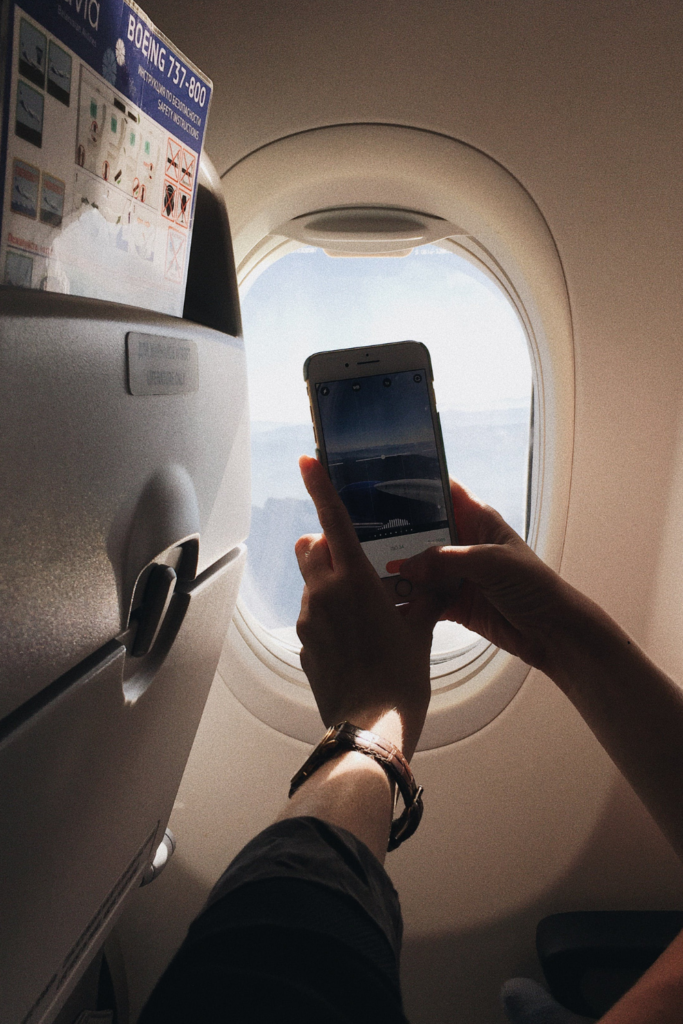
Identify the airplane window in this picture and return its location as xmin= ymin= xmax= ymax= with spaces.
xmin=239 ymin=244 xmax=532 ymax=663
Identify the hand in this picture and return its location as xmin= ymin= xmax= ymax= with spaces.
xmin=392 ymin=478 xmax=583 ymax=678
xmin=295 ymin=456 xmax=441 ymax=759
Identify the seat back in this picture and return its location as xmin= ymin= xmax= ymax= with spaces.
xmin=0 ymin=152 xmax=250 ymax=1024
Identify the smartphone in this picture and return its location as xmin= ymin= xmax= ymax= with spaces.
xmin=304 ymin=340 xmax=457 ymax=602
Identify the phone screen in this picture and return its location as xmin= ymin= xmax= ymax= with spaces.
xmin=315 ymin=368 xmax=452 ymax=577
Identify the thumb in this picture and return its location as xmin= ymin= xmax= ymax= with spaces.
xmin=399 ymin=543 xmax=511 ymax=594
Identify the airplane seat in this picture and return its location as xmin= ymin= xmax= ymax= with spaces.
xmin=504 ymin=911 xmax=683 ymax=1020
xmin=0 ymin=152 xmax=250 ymax=1024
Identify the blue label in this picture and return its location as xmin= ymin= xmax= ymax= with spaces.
xmin=15 ymin=0 xmax=212 ymax=152
xmin=0 ymin=0 xmax=214 ymax=315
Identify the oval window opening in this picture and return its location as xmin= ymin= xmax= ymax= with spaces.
xmin=238 ymin=243 xmax=533 ymax=665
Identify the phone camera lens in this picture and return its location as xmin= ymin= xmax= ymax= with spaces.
xmin=383 ymin=378 xmax=391 ymax=387
xmin=352 ymin=382 xmax=361 ymax=391
xmin=320 ymin=386 xmax=330 ymax=396
xmin=413 ymin=374 xmax=422 ymax=383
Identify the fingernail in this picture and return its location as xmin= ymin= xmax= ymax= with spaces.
xmin=386 ymin=559 xmax=406 ymax=574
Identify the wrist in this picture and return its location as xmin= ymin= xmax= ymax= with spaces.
xmin=287 ymin=720 xmax=425 ymax=855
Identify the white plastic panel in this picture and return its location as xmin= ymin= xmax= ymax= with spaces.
xmin=0 ymin=289 xmax=250 ymax=721
xmin=0 ymin=545 xmax=246 ymax=1024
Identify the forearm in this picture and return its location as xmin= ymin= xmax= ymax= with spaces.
xmin=277 ymin=751 xmax=393 ymax=864
xmin=547 ymin=590 xmax=683 ymax=862
xmin=276 ymin=709 xmax=412 ymax=865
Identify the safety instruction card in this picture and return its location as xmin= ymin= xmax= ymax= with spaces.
xmin=0 ymin=0 xmax=212 ymax=315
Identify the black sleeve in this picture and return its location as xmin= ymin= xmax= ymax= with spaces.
xmin=139 ymin=816 xmax=410 ymax=1024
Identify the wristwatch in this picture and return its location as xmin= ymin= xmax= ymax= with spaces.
xmin=289 ymin=721 xmax=424 ymax=851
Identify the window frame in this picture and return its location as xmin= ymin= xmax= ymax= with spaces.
xmin=217 ymin=124 xmax=573 ymax=750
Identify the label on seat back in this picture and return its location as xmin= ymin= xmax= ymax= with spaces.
xmin=0 ymin=0 xmax=212 ymax=316
xmin=126 ymin=331 xmax=198 ymax=394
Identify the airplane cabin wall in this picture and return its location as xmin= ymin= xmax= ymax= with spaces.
xmin=117 ymin=3 xmax=683 ymax=1022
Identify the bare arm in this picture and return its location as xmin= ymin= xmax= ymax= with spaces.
xmin=278 ymin=456 xmax=440 ymax=863
xmin=546 ymin=593 xmax=683 ymax=863
xmin=286 ymin=465 xmax=683 ymax=1015
xmin=391 ymin=479 xmax=683 ymax=1024
xmin=397 ymin=479 xmax=683 ymax=864
xmin=280 ymin=711 xmax=404 ymax=865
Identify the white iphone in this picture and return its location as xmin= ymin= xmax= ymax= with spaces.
xmin=304 ymin=340 xmax=457 ymax=602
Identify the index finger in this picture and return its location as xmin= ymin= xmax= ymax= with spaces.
xmin=299 ymin=455 xmax=364 ymax=568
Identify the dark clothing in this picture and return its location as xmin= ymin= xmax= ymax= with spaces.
xmin=140 ymin=816 xmax=409 ymax=1023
